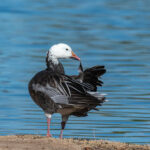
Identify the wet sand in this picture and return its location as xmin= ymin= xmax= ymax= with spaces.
xmin=0 ymin=135 xmax=149 ymax=150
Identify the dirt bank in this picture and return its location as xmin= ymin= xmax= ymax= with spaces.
xmin=0 ymin=135 xmax=149 ymax=150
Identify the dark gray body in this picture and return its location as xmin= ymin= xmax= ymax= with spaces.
xmin=28 ymin=59 xmax=106 ymax=117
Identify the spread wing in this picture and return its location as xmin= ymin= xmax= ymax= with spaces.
xmin=29 ymin=70 xmax=103 ymax=105
xmin=29 ymin=70 xmax=105 ymax=116
xmin=64 ymin=75 xmax=104 ymax=106
xmin=70 ymin=62 xmax=106 ymax=91
xmin=30 ymin=74 xmax=88 ymax=104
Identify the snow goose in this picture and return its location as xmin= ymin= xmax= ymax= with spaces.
xmin=28 ymin=43 xmax=106 ymax=138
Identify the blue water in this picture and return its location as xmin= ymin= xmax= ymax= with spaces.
xmin=0 ymin=0 xmax=150 ymax=145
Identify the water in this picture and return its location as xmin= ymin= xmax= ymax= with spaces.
xmin=0 ymin=0 xmax=150 ymax=145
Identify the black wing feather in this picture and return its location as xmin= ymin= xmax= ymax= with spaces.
xmin=29 ymin=68 xmax=105 ymax=116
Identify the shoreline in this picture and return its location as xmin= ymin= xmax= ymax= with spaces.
xmin=0 ymin=135 xmax=149 ymax=150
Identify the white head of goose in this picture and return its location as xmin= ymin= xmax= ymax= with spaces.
xmin=48 ymin=43 xmax=80 ymax=62
xmin=46 ymin=43 xmax=80 ymax=72
xmin=28 ymin=43 xmax=106 ymax=138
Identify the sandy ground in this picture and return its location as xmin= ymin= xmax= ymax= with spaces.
xmin=0 ymin=135 xmax=149 ymax=150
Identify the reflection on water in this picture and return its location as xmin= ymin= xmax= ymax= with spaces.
xmin=0 ymin=0 xmax=150 ymax=144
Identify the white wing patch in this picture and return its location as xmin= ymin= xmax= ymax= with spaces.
xmin=88 ymin=91 xmax=107 ymax=99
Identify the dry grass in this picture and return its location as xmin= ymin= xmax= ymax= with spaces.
xmin=0 ymin=135 xmax=149 ymax=150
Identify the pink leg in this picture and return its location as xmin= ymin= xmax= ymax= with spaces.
xmin=47 ymin=118 xmax=52 ymax=137
xmin=59 ymin=129 xmax=63 ymax=139
xmin=59 ymin=121 xmax=66 ymax=139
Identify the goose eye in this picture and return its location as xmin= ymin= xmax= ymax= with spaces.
xmin=66 ymin=48 xmax=69 ymax=51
